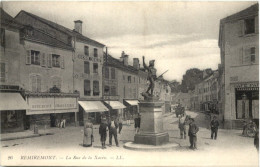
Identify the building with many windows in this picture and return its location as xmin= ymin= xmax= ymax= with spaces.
xmin=14 ymin=10 xmax=106 ymax=126
xmin=218 ymin=3 xmax=259 ymax=129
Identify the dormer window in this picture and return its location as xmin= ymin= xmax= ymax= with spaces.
xmin=245 ymin=18 xmax=255 ymax=35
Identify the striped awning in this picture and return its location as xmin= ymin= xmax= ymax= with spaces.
xmin=236 ymin=87 xmax=259 ymax=91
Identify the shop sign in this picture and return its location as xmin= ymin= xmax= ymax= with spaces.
xmin=234 ymin=82 xmax=259 ymax=88
xmin=27 ymin=97 xmax=78 ymax=115
xmin=0 ymin=85 xmax=20 ymax=90
xmin=29 ymin=97 xmax=54 ymax=110
xmin=78 ymin=54 xmax=101 ymax=62
xmin=55 ymin=98 xmax=77 ymax=109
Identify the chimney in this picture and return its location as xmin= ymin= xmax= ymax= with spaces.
xmin=74 ymin=20 xmax=82 ymax=34
xmin=123 ymin=55 xmax=129 ymax=66
xmin=133 ymin=58 xmax=140 ymax=70
xmin=119 ymin=51 xmax=125 ymax=62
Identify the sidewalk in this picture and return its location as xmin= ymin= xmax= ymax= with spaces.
xmin=1 ymin=128 xmax=55 ymax=141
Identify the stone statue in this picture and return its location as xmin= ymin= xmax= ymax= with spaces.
xmin=142 ymin=56 xmax=157 ymax=98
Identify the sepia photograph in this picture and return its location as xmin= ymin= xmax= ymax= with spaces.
xmin=0 ymin=1 xmax=259 ymax=166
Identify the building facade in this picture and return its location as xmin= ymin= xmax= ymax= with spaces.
xmin=0 ymin=8 xmax=28 ymax=133
xmin=219 ymin=3 xmax=259 ymax=129
xmin=15 ymin=10 xmax=106 ymax=126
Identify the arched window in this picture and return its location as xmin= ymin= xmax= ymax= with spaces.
xmin=52 ymin=76 xmax=61 ymax=90
xmin=30 ymin=74 xmax=41 ymax=92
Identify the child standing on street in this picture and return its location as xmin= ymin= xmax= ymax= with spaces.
xmin=210 ymin=116 xmax=219 ymax=140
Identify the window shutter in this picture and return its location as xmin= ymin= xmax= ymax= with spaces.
xmin=61 ymin=55 xmax=64 ymax=69
xmin=244 ymin=48 xmax=251 ymax=64
xmin=239 ymin=47 xmax=243 ymax=65
xmin=26 ymin=50 xmax=31 ymax=65
xmin=255 ymin=16 xmax=259 ymax=34
xmin=238 ymin=20 xmax=244 ymax=36
xmin=48 ymin=54 xmax=52 ymax=68
xmin=36 ymin=75 xmax=41 ymax=92
xmin=31 ymin=75 xmax=37 ymax=92
xmin=41 ymin=53 xmax=45 ymax=67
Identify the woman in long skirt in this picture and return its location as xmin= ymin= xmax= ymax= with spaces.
xmin=83 ymin=119 xmax=93 ymax=147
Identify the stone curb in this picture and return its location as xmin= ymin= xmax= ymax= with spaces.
xmin=0 ymin=133 xmax=54 ymax=141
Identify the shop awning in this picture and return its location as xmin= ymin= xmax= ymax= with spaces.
xmin=78 ymin=101 xmax=109 ymax=113
xmin=124 ymin=100 xmax=139 ymax=106
xmin=0 ymin=93 xmax=28 ymax=110
xmin=104 ymin=101 xmax=126 ymax=109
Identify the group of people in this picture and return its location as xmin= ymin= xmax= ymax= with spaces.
xmin=83 ymin=114 xmax=124 ymax=149
xmin=178 ymin=114 xmax=220 ymax=150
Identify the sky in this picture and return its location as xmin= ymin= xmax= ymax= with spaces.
xmin=1 ymin=1 xmax=257 ymax=82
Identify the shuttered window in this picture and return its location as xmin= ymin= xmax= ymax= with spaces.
xmin=31 ymin=50 xmax=40 ymax=65
xmin=104 ymin=85 xmax=110 ymax=95
xmin=47 ymin=54 xmax=52 ymax=68
xmin=111 ymin=68 xmax=115 ymax=79
xmin=41 ymin=53 xmax=46 ymax=67
xmin=84 ymin=61 xmax=90 ymax=74
xmin=242 ymin=47 xmax=256 ymax=65
xmin=84 ymin=80 xmax=91 ymax=96
xmin=111 ymin=86 xmax=116 ymax=96
xmin=52 ymin=54 xmax=60 ymax=68
xmin=94 ymin=48 xmax=98 ymax=57
xmin=93 ymin=80 xmax=99 ymax=96
xmin=245 ymin=18 xmax=255 ymax=35
xmin=84 ymin=46 xmax=89 ymax=56
xmin=0 ymin=62 xmax=5 ymax=82
xmin=105 ymin=67 xmax=109 ymax=79
xmin=93 ymin=63 xmax=98 ymax=73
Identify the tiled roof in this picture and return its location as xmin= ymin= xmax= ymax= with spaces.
xmin=104 ymin=53 xmax=138 ymax=74
xmin=15 ymin=10 xmax=105 ymax=47
xmin=22 ymin=27 xmax=73 ymax=50
xmin=0 ymin=8 xmax=23 ymax=28
xmin=221 ymin=3 xmax=258 ymax=23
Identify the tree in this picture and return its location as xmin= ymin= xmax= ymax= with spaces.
xmin=180 ymin=68 xmax=204 ymax=93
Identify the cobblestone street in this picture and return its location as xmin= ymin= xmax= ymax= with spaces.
xmin=1 ymin=111 xmax=258 ymax=166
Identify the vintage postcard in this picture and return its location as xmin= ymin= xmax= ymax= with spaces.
xmin=0 ymin=1 xmax=259 ymax=166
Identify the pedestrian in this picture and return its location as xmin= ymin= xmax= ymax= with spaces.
xmin=188 ymin=118 xmax=199 ymax=150
xmin=108 ymin=116 xmax=119 ymax=147
xmin=254 ymin=131 xmax=259 ymax=152
xmin=178 ymin=114 xmax=186 ymax=139
xmin=127 ymin=111 xmax=131 ymax=126
xmin=83 ymin=118 xmax=93 ymax=147
xmin=60 ymin=116 xmax=66 ymax=128
xmin=134 ymin=114 xmax=138 ymax=134
xmin=134 ymin=113 xmax=141 ymax=134
xmin=118 ymin=114 xmax=123 ymax=134
xmin=210 ymin=116 xmax=219 ymax=140
xmin=99 ymin=115 xmax=108 ymax=149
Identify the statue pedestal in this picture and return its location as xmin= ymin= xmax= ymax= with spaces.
xmin=134 ymin=100 xmax=169 ymax=145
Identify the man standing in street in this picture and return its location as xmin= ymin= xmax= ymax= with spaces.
xmin=118 ymin=114 xmax=123 ymax=134
xmin=108 ymin=116 xmax=119 ymax=147
xmin=188 ymin=118 xmax=199 ymax=150
xmin=210 ymin=116 xmax=219 ymax=140
xmin=99 ymin=115 xmax=108 ymax=149
xmin=179 ymin=114 xmax=186 ymax=139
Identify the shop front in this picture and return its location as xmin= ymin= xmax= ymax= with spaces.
xmin=78 ymin=101 xmax=109 ymax=125
xmin=26 ymin=94 xmax=78 ymax=129
xmin=103 ymin=101 xmax=126 ymax=117
xmin=235 ymin=84 xmax=259 ymax=127
xmin=0 ymin=92 xmax=29 ymax=133
xmin=123 ymin=99 xmax=139 ymax=119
